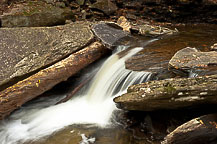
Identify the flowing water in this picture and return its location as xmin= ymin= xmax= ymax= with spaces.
xmin=0 ymin=46 xmax=152 ymax=144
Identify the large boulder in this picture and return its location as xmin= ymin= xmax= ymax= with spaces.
xmin=114 ymin=74 xmax=217 ymax=111
xmin=0 ymin=0 xmax=73 ymax=27
xmin=169 ymin=47 xmax=217 ymax=76
xmin=0 ymin=22 xmax=94 ymax=90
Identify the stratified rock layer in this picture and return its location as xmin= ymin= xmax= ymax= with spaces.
xmin=114 ymin=74 xmax=217 ymax=111
xmin=0 ymin=22 xmax=94 ymax=89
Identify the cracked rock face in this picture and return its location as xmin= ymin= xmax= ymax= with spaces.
xmin=0 ymin=22 xmax=94 ymax=89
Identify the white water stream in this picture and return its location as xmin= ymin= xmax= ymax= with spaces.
xmin=0 ymin=46 xmax=152 ymax=144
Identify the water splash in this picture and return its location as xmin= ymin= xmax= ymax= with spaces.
xmin=0 ymin=47 xmax=152 ymax=144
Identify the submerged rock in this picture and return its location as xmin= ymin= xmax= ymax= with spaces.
xmin=0 ymin=0 xmax=73 ymax=27
xmin=0 ymin=22 xmax=94 ymax=90
xmin=114 ymin=74 xmax=217 ymax=111
xmin=169 ymin=47 xmax=217 ymax=76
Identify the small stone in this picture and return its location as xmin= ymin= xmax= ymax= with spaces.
xmin=210 ymin=43 xmax=217 ymax=51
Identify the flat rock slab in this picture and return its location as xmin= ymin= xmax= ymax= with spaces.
xmin=169 ymin=47 xmax=217 ymax=75
xmin=0 ymin=22 xmax=94 ymax=89
xmin=114 ymin=74 xmax=217 ymax=111
xmin=92 ymin=22 xmax=129 ymax=49
xmin=1 ymin=0 xmax=73 ymax=27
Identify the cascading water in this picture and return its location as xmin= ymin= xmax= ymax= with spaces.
xmin=0 ymin=46 xmax=152 ymax=144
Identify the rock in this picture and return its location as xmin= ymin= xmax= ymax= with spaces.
xmin=90 ymin=0 xmax=118 ymax=15
xmin=169 ymin=47 xmax=217 ymax=75
xmin=117 ymin=16 xmax=131 ymax=32
xmin=162 ymin=113 xmax=217 ymax=144
xmin=1 ymin=0 xmax=74 ymax=27
xmin=0 ymin=0 xmax=8 ymax=4
xmin=210 ymin=43 xmax=217 ymax=51
xmin=0 ymin=22 xmax=94 ymax=90
xmin=91 ymin=22 xmax=130 ymax=49
xmin=117 ymin=16 xmax=178 ymax=37
xmin=76 ymin=0 xmax=85 ymax=5
xmin=0 ymin=42 xmax=108 ymax=120
xmin=114 ymin=74 xmax=217 ymax=111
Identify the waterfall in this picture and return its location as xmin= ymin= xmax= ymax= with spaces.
xmin=0 ymin=46 xmax=152 ymax=144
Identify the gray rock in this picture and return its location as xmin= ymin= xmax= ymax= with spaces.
xmin=91 ymin=22 xmax=129 ymax=49
xmin=90 ymin=0 xmax=118 ymax=15
xmin=0 ymin=22 xmax=94 ymax=89
xmin=1 ymin=1 xmax=73 ymax=27
xmin=169 ymin=47 xmax=217 ymax=75
xmin=114 ymin=74 xmax=217 ymax=111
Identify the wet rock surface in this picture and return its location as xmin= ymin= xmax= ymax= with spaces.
xmin=169 ymin=47 xmax=217 ymax=76
xmin=114 ymin=74 xmax=217 ymax=111
xmin=0 ymin=22 xmax=94 ymax=90
xmin=1 ymin=0 xmax=73 ymax=27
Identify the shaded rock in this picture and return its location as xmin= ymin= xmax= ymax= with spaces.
xmin=162 ymin=113 xmax=217 ymax=144
xmin=90 ymin=0 xmax=118 ymax=15
xmin=169 ymin=47 xmax=217 ymax=76
xmin=0 ymin=22 xmax=94 ymax=90
xmin=114 ymin=74 xmax=217 ymax=111
xmin=0 ymin=42 xmax=108 ymax=120
xmin=91 ymin=22 xmax=129 ymax=49
xmin=1 ymin=0 xmax=73 ymax=27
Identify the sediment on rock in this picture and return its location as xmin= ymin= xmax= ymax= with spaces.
xmin=114 ymin=74 xmax=217 ymax=111
xmin=0 ymin=42 xmax=108 ymax=120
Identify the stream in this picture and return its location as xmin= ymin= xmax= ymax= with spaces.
xmin=1 ymin=24 xmax=217 ymax=144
